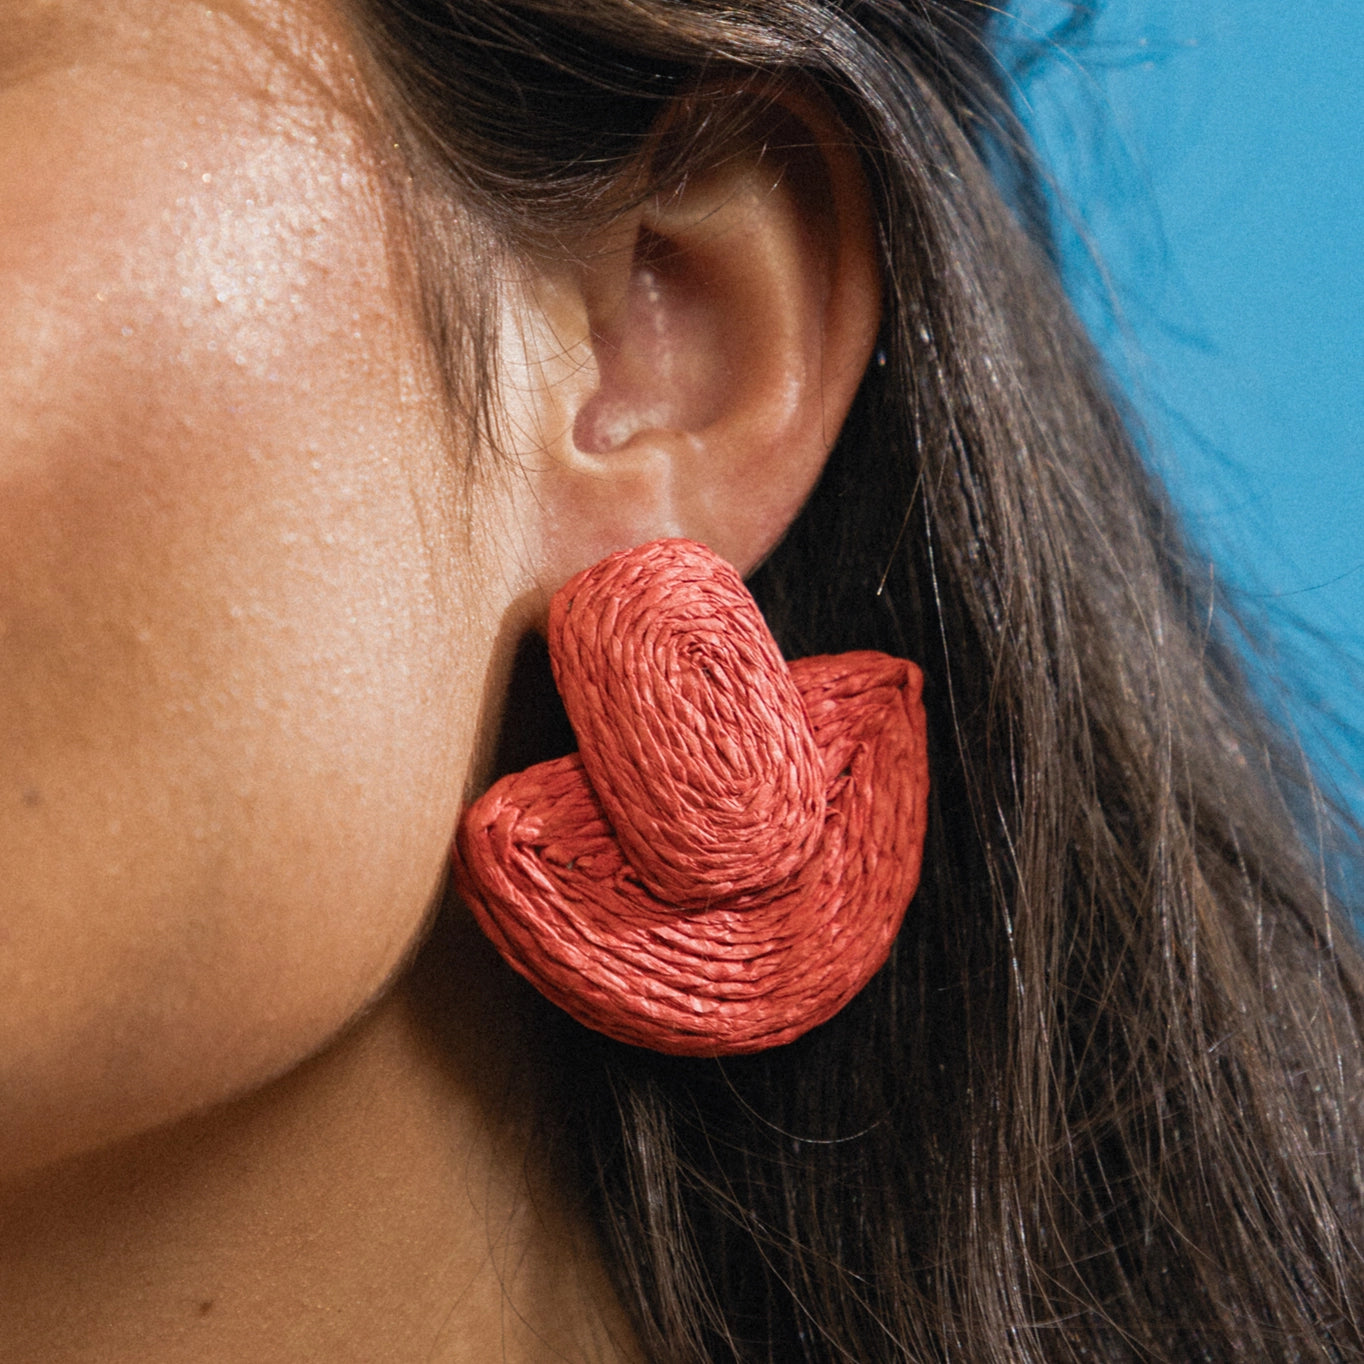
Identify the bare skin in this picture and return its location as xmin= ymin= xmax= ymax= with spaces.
xmin=0 ymin=919 xmax=642 ymax=1362
xmin=0 ymin=2 xmax=637 ymax=1357
xmin=0 ymin=0 xmax=878 ymax=1356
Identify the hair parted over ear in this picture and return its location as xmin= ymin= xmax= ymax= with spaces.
xmin=497 ymin=82 xmax=881 ymax=591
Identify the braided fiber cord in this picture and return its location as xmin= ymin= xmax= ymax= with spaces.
xmin=453 ymin=539 xmax=928 ymax=1055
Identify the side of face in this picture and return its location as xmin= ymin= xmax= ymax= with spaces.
xmin=0 ymin=0 xmax=881 ymax=1180
xmin=0 ymin=0 xmax=513 ymax=1177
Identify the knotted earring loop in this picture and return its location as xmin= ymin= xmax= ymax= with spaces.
xmin=549 ymin=542 xmax=826 ymax=909
xmin=453 ymin=538 xmax=929 ymax=1056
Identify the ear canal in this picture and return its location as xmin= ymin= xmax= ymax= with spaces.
xmin=452 ymin=538 xmax=928 ymax=1056
xmin=571 ymin=229 xmax=724 ymax=458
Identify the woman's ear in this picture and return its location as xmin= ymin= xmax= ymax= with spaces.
xmin=501 ymin=81 xmax=881 ymax=589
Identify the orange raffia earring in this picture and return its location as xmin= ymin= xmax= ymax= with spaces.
xmin=452 ymin=538 xmax=929 ymax=1056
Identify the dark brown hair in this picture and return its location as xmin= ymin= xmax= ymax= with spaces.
xmin=345 ymin=1 xmax=1364 ymax=1357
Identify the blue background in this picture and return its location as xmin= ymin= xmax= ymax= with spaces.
xmin=1016 ymin=1 xmax=1363 ymax=818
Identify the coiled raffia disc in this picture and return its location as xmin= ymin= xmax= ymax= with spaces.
xmin=454 ymin=538 xmax=928 ymax=1056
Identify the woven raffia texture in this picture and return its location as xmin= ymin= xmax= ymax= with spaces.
xmin=454 ymin=539 xmax=928 ymax=1056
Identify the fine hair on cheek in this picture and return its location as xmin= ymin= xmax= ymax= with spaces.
xmin=0 ymin=0 xmax=511 ymax=1181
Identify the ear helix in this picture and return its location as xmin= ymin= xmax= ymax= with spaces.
xmin=452 ymin=538 xmax=928 ymax=1056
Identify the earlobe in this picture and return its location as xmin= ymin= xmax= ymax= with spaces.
xmin=517 ymin=83 xmax=881 ymax=585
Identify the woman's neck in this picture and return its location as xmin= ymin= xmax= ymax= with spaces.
xmin=0 ymin=915 xmax=641 ymax=1363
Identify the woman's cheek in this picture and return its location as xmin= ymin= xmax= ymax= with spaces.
xmin=0 ymin=45 xmax=492 ymax=1178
